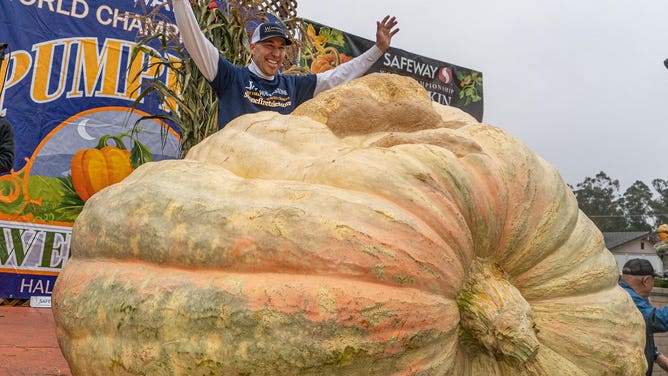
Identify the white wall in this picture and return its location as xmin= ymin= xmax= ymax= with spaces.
xmin=614 ymin=239 xmax=650 ymax=254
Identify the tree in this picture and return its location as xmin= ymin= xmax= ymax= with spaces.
xmin=573 ymin=171 xmax=628 ymax=231
xmin=621 ymin=180 xmax=654 ymax=231
xmin=651 ymin=178 xmax=668 ymax=227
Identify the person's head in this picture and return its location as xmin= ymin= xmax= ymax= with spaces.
xmin=621 ymin=258 xmax=662 ymax=298
xmin=658 ymin=224 xmax=668 ymax=241
xmin=249 ymin=22 xmax=292 ymax=76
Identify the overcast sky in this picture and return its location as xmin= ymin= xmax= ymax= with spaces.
xmin=297 ymin=0 xmax=668 ymax=193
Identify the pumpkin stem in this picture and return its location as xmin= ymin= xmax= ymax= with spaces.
xmin=456 ymin=259 xmax=539 ymax=366
xmin=96 ymin=130 xmax=153 ymax=168
xmin=97 ymin=135 xmax=127 ymax=150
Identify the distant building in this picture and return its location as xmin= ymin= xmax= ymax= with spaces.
xmin=603 ymin=231 xmax=661 ymax=273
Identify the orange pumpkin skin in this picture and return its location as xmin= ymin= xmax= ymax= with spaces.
xmin=70 ymin=146 xmax=133 ymax=201
xmin=53 ymin=74 xmax=646 ymax=375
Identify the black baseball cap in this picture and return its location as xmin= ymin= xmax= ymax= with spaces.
xmin=251 ymin=22 xmax=292 ymax=45
xmin=622 ymin=258 xmax=662 ymax=277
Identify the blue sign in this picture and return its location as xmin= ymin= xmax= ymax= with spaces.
xmin=0 ymin=0 xmax=181 ymax=299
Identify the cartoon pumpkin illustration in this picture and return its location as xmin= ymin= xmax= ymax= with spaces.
xmin=70 ymin=133 xmax=151 ymax=202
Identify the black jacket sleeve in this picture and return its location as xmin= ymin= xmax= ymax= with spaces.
xmin=0 ymin=118 xmax=15 ymax=173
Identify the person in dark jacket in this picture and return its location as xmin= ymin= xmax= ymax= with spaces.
xmin=619 ymin=258 xmax=668 ymax=375
xmin=0 ymin=116 xmax=14 ymax=174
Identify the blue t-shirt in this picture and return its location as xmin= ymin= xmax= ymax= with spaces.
xmin=620 ymin=279 xmax=668 ymax=375
xmin=210 ymin=57 xmax=318 ymax=129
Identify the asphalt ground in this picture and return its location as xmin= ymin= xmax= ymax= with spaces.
xmin=0 ymin=306 xmax=71 ymax=375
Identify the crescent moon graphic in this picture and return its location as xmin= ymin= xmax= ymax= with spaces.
xmin=77 ymin=118 xmax=95 ymax=140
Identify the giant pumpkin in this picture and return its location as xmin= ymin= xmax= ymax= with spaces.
xmin=52 ymin=73 xmax=646 ymax=375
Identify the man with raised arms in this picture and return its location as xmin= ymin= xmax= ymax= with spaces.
xmin=172 ymin=0 xmax=399 ymax=129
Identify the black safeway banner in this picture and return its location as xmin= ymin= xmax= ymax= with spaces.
xmin=299 ymin=19 xmax=484 ymax=121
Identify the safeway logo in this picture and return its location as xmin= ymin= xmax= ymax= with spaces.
xmin=437 ymin=67 xmax=453 ymax=84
